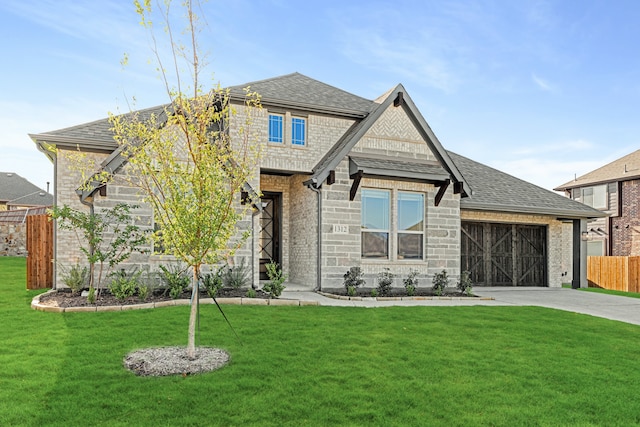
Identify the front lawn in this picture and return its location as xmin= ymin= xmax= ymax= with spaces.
xmin=3 ymin=256 xmax=640 ymax=426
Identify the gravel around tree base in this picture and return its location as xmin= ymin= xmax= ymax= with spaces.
xmin=124 ymin=346 xmax=230 ymax=376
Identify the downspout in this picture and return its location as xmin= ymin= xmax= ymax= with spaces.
xmin=307 ymin=181 xmax=322 ymax=291
xmin=78 ymin=192 xmax=96 ymax=292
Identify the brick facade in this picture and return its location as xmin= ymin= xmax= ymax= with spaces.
xmin=611 ymin=179 xmax=640 ymax=256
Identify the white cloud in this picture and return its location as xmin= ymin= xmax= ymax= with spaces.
xmin=532 ymin=72 xmax=554 ymax=92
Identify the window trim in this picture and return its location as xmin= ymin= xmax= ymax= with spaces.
xmin=291 ymin=116 xmax=306 ymax=147
xmin=268 ymin=113 xmax=284 ymax=144
xmin=361 ymin=188 xmax=426 ymax=261
xmin=397 ymin=191 xmax=424 ymax=260
xmin=361 ymin=189 xmax=390 ymax=259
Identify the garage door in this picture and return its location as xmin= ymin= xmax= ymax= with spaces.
xmin=461 ymin=222 xmax=547 ymax=286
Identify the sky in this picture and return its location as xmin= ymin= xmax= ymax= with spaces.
xmin=2 ymin=0 xmax=640 ymax=194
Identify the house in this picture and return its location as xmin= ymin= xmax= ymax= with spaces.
xmin=31 ymin=73 xmax=603 ymax=290
xmin=555 ymin=149 xmax=640 ymax=257
xmin=0 ymin=172 xmax=52 ymax=211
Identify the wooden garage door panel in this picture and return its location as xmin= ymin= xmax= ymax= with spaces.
xmin=461 ymin=222 xmax=547 ymax=286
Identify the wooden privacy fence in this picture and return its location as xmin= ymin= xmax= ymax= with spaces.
xmin=26 ymin=214 xmax=53 ymax=290
xmin=587 ymin=256 xmax=640 ymax=293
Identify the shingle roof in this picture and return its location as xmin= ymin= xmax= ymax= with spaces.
xmin=554 ymin=149 xmax=640 ymax=191
xmin=0 ymin=172 xmax=53 ymax=207
xmin=228 ymin=72 xmax=375 ymax=117
xmin=449 ymin=152 xmax=605 ymax=219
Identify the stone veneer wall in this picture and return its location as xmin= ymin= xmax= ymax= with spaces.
xmin=55 ymin=149 xmax=155 ymax=288
xmin=460 ymin=210 xmax=573 ymax=287
xmin=0 ymin=223 xmax=26 ymax=256
xmin=318 ymin=158 xmax=461 ymax=290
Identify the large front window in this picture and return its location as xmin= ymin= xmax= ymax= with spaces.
xmin=361 ymin=189 xmax=425 ymax=260
xmin=397 ymin=192 xmax=424 ymax=259
xmin=361 ymin=189 xmax=390 ymax=258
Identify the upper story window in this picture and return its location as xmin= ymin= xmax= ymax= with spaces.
xmin=291 ymin=117 xmax=306 ymax=146
xmin=268 ymin=114 xmax=283 ymax=143
xmin=573 ymin=185 xmax=607 ymax=209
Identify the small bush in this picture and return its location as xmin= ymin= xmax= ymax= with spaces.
xmin=263 ymin=260 xmax=286 ymax=298
xmin=159 ymin=265 xmax=191 ymax=299
xmin=87 ymin=286 xmax=96 ymax=304
xmin=403 ymin=269 xmax=419 ymax=297
xmin=62 ymin=264 xmax=89 ymax=294
xmin=376 ymin=268 xmax=394 ymax=296
xmin=344 ymin=266 xmax=365 ymax=295
xmin=224 ymin=258 xmax=250 ymax=289
xmin=245 ymin=288 xmax=257 ymax=298
xmin=370 ymin=289 xmax=378 ymax=297
xmin=432 ymin=270 xmax=449 ymax=296
xmin=201 ymin=267 xmax=224 ymax=298
xmin=108 ymin=269 xmax=141 ymax=301
xmin=457 ymin=270 xmax=473 ymax=296
xmin=137 ymin=283 xmax=151 ymax=301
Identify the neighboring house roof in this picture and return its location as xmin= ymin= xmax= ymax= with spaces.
xmin=228 ymin=72 xmax=375 ymax=118
xmin=0 ymin=206 xmax=50 ymax=224
xmin=554 ymin=149 xmax=640 ymax=191
xmin=449 ymin=152 xmax=605 ymax=219
xmin=0 ymin=172 xmax=53 ymax=207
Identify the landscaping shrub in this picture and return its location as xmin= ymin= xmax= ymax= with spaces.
xmin=61 ymin=263 xmax=89 ymax=294
xmin=432 ymin=270 xmax=449 ymax=296
xmin=344 ymin=266 xmax=365 ymax=296
xmin=263 ymin=260 xmax=286 ymax=298
xmin=376 ymin=268 xmax=394 ymax=296
xmin=224 ymin=258 xmax=250 ymax=289
xmin=108 ymin=269 xmax=141 ymax=301
xmin=201 ymin=267 xmax=224 ymax=297
xmin=403 ymin=269 xmax=419 ymax=297
xmin=457 ymin=270 xmax=473 ymax=296
xmin=245 ymin=288 xmax=257 ymax=298
xmin=159 ymin=265 xmax=191 ymax=299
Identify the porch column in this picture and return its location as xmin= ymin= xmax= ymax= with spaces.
xmin=571 ymin=219 xmax=587 ymax=289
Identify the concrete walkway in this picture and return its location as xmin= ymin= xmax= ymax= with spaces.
xmin=280 ymin=287 xmax=640 ymax=326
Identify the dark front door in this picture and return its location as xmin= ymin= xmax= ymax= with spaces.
xmin=461 ymin=221 xmax=547 ymax=286
xmin=259 ymin=192 xmax=282 ymax=280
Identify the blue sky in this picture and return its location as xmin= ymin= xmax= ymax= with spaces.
xmin=2 ymin=0 xmax=640 ymax=193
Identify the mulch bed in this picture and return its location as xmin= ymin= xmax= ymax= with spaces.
xmin=321 ymin=288 xmax=475 ymax=298
xmin=38 ymin=287 xmax=272 ymax=308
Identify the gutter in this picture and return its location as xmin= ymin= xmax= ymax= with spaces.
xmin=305 ymin=179 xmax=322 ymax=291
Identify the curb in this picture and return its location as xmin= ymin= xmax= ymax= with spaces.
xmin=317 ymin=291 xmax=494 ymax=301
xmin=30 ymin=290 xmax=319 ymax=313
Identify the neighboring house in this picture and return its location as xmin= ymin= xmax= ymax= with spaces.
xmin=555 ymin=149 xmax=640 ymax=257
xmin=0 ymin=172 xmax=53 ymax=211
xmin=31 ymin=72 xmax=603 ymax=290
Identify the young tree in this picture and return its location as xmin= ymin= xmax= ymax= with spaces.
xmin=111 ymin=0 xmax=261 ymax=359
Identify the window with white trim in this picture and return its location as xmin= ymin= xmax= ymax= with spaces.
xmin=361 ymin=189 xmax=390 ymax=259
xmin=397 ymin=192 xmax=424 ymax=259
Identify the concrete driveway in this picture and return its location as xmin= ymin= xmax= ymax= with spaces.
xmin=282 ymin=287 xmax=640 ymax=326
xmin=475 ymin=287 xmax=640 ymax=326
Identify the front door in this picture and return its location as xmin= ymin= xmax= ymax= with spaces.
xmin=259 ymin=192 xmax=282 ymax=280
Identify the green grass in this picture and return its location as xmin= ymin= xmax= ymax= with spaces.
xmin=4 ymin=256 xmax=640 ymax=426
xmin=580 ymin=286 xmax=640 ymax=299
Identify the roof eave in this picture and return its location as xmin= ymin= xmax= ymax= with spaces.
xmin=461 ymin=202 xmax=608 ymax=219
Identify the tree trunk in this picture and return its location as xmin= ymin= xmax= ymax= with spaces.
xmin=187 ymin=266 xmax=199 ymax=360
